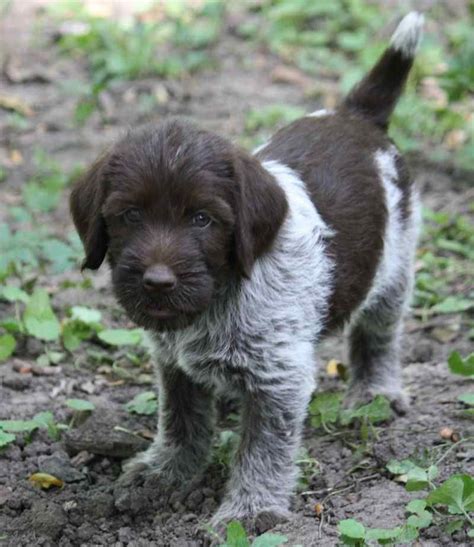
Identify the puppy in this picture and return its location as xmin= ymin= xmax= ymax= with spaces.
xmin=70 ymin=13 xmax=424 ymax=532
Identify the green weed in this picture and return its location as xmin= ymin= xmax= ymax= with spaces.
xmin=217 ymin=520 xmax=287 ymax=546
xmin=125 ymin=391 xmax=158 ymax=416
xmin=247 ymin=0 xmax=472 ymax=168
xmin=55 ymin=1 xmax=225 ymax=123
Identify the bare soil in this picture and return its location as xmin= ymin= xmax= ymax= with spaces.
xmin=0 ymin=4 xmax=472 ymax=546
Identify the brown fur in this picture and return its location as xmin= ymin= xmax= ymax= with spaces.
xmin=69 ymin=119 xmax=288 ymax=331
xmin=258 ymin=107 xmax=414 ymax=331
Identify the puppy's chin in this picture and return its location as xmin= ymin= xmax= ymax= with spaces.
xmin=128 ymin=306 xmax=204 ymax=332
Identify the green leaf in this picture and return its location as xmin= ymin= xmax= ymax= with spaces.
xmin=309 ymin=391 xmax=341 ymax=428
xmin=338 ymin=519 xmax=366 ymax=540
xmin=407 ymin=511 xmax=432 ymax=529
xmin=66 ymin=399 xmax=95 ymax=412
xmin=0 ymin=334 xmax=16 ymax=361
xmin=448 ymin=351 xmax=474 ymax=377
xmin=70 ymin=306 xmax=102 ymax=325
xmin=444 ymin=518 xmax=464 ymax=535
xmin=426 ymin=474 xmax=474 ymax=515
xmin=340 ymin=395 xmax=392 ymax=425
xmin=386 ymin=459 xmax=418 ymax=475
xmin=225 ymin=520 xmax=250 ymax=547
xmin=0 ymin=285 xmax=29 ymax=303
xmin=406 ymin=467 xmax=429 ymax=492
xmin=395 ymin=525 xmax=420 ymax=543
xmin=125 ymin=392 xmax=158 ymax=415
xmin=33 ymin=410 xmax=60 ymax=440
xmin=0 ymin=419 xmax=39 ymax=433
xmin=406 ymin=499 xmax=427 ymax=513
xmin=431 ymin=296 xmax=474 ymax=314
xmin=23 ymin=288 xmax=60 ymax=341
xmin=458 ymin=393 xmax=474 ymax=406
xmin=40 ymin=239 xmax=78 ymax=273
xmin=365 ymin=527 xmax=401 ymax=541
xmin=252 ymin=533 xmax=288 ymax=546
xmin=0 ymin=430 xmax=16 ymax=448
xmin=98 ymin=328 xmax=143 ymax=346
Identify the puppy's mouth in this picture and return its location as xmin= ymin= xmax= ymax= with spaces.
xmin=144 ymin=303 xmax=179 ymax=320
xmin=112 ymin=264 xmax=215 ymax=331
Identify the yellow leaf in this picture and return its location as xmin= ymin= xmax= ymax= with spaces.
xmin=29 ymin=473 xmax=64 ymax=490
xmin=0 ymin=94 xmax=34 ymax=116
xmin=326 ymin=359 xmax=340 ymax=377
xmin=326 ymin=359 xmax=348 ymax=380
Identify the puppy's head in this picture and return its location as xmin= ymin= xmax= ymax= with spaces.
xmin=70 ymin=119 xmax=287 ymax=330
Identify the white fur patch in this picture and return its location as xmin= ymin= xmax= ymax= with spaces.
xmin=359 ymin=146 xmax=419 ymax=312
xmin=307 ymin=109 xmax=335 ymax=118
xmin=253 ymin=140 xmax=270 ymax=154
xmin=153 ymin=161 xmax=334 ymax=392
xmin=390 ymin=12 xmax=424 ymax=58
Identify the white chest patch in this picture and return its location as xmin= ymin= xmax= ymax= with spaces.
xmin=153 ymin=160 xmax=334 ymax=391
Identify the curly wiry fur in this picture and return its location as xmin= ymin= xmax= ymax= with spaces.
xmin=70 ymin=12 xmax=423 ymax=531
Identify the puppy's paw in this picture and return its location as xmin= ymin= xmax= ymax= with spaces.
xmin=344 ymin=384 xmax=410 ymax=416
xmin=113 ymin=458 xmax=175 ymax=513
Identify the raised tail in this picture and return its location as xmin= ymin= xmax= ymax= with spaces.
xmin=344 ymin=12 xmax=424 ymax=130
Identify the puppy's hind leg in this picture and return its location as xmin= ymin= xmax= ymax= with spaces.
xmin=345 ymin=275 xmax=412 ymax=415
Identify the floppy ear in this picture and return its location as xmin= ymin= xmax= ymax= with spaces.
xmin=233 ymin=151 xmax=288 ymax=278
xmin=70 ymin=153 xmax=110 ymax=270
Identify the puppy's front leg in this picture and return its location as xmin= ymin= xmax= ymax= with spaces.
xmin=212 ymin=372 xmax=313 ymax=533
xmin=115 ymin=364 xmax=215 ymax=509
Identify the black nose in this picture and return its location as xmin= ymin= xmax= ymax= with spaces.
xmin=142 ymin=264 xmax=177 ymax=293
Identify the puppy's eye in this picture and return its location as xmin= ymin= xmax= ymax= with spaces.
xmin=192 ymin=212 xmax=211 ymax=228
xmin=123 ymin=208 xmax=142 ymax=224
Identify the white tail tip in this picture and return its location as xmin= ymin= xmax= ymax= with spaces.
xmin=390 ymin=12 xmax=424 ymax=58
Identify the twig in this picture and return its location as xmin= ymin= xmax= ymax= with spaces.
xmin=301 ymin=472 xmax=380 ymax=498
xmin=434 ymin=436 xmax=474 ymax=467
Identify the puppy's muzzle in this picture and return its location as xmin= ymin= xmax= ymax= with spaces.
xmin=142 ymin=264 xmax=177 ymax=294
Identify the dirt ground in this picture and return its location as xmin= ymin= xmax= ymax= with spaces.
xmin=0 ymin=3 xmax=473 ymax=546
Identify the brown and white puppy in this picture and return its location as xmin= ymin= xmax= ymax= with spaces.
xmin=70 ymin=13 xmax=423 ymax=533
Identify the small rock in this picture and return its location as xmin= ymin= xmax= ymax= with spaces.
xmin=77 ymin=522 xmax=95 ymax=542
xmin=409 ymin=340 xmax=433 ymax=363
xmin=118 ymin=526 xmax=133 ymax=543
xmin=83 ymin=492 xmax=115 ymax=519
xmin=38 ymin=452 xmax=85 ymax=483
xmin=29 ymin=501 xmax=67 ymax=540
xmin=70 ymin=450 xmax=95 ymax=467
xmin=182 ymin=512 xmax=197 ymax=522
xmin=63 ymin=500 xmax=78 ymax=512
xmin=31 ymin=365 xmax=62 ymax=376
xmin=0 ymin=485 xmax=12 ymax=507
xmin=3 ymin=374 xmax=32 ymax=390
xmin=64 ymin=410 xmax=150 ymax=458
xmin=185 ymin=489 xmax=204 ymax=510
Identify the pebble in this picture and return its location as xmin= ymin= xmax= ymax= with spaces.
xmin=3 ymin=374 xmax=32 ymax=390
xmin=38 ymin=451 xmax=85 ymax=483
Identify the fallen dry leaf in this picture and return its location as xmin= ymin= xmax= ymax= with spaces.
xmin=314 ymin=502 xmax=324 ymax=517
xmin=444 ymin=129 xmax=467 ymax=150
xmin=271 ymin=65 xmax=313 ymax=90
xmin=326 ymin=359 xmax=348 ymax=381
xmin=29 ymin=473 xmax=64 ymax=490
xmin=9 ymin=149 xmax=23 ymax=165
xmin=0 ymin=94 xmax=33 ymax=116
xmin=431 ymin=325 xmax=460 ymax=343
